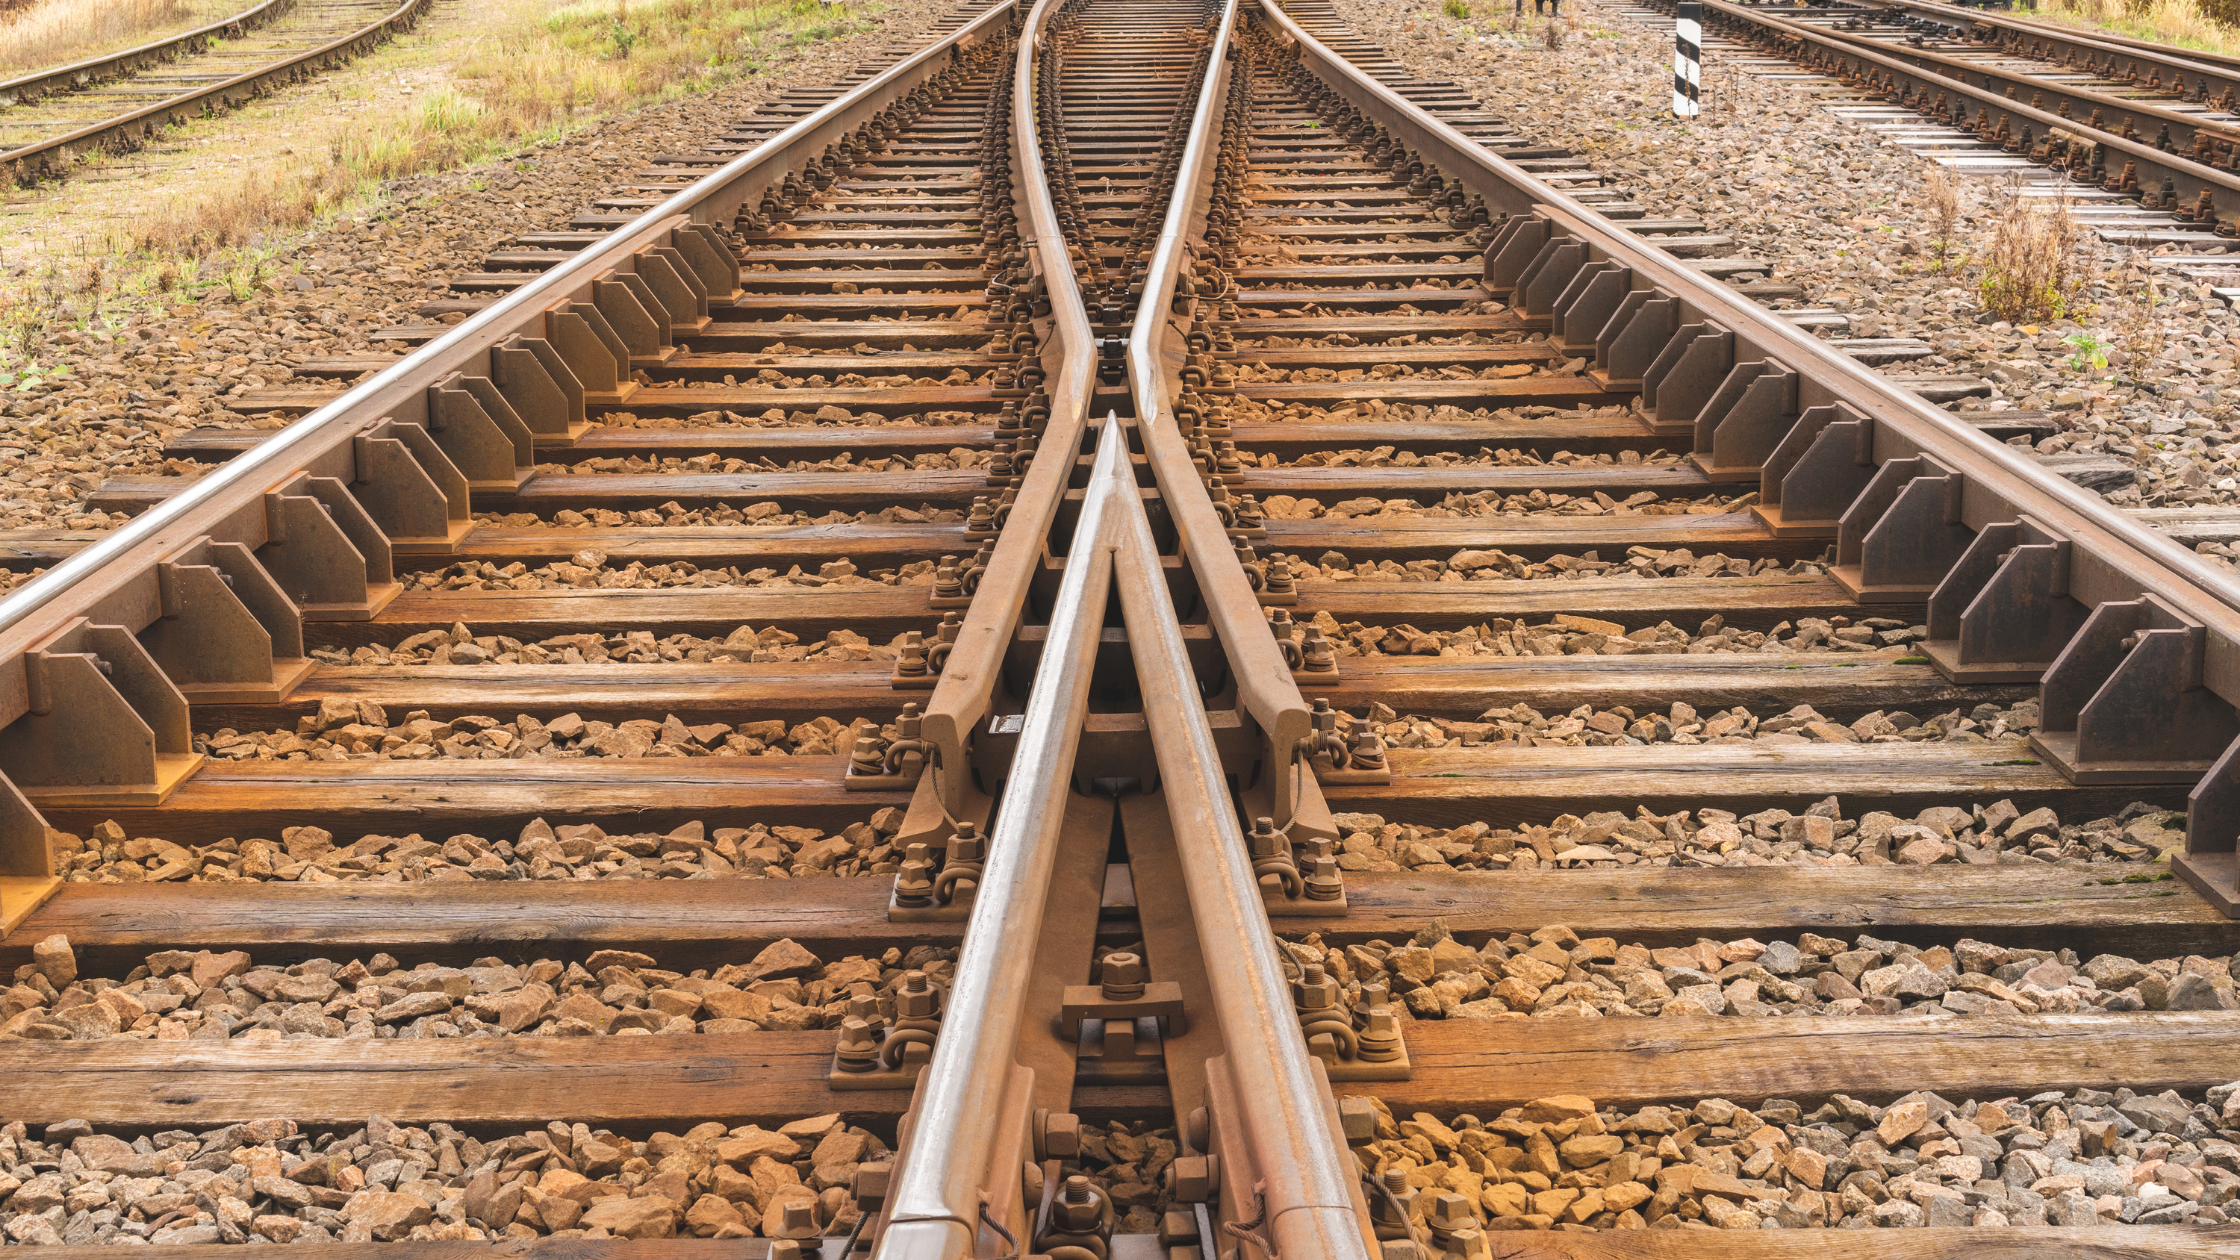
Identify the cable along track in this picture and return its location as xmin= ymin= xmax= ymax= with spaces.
xmin=2 ymin=0 xmax=2240 ymax=1256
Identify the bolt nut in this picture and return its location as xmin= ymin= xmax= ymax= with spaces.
xmin=1426 ymin=1191 xmax=1475 ymax=1231
xmin=1053 ymin=1176 xmax=1101 ymax=1232
xmin=1100 ymin=951 xmax=1147 ymax=1000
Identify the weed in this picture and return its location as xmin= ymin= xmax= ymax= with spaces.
xmin=1922 ymin=163 xmax=1961 ymax=275
xmin=1540 ymin=14 xmax=1564 ymax=48
xmin=2063 ymin=331 xmax=2111 ymax=372
xmin=1976 ymin=175 xmax=2078 ymax=324
xmin=1442 ymin=0 xmax=1469 ymax=17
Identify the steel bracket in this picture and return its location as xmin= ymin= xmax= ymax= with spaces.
xmin=1590 ymin=287 xmax=1677 ymax=390
xmin=141 ymin=536 xmax=314 ymax=705
xmin=1917 ymin=517 xmax=2085 ymax=683
xmin=0 ymin=618 xmax=203 ymax=807
xmin=2032 ymin=594 xmax=2240 ymax=782
xmin=2179 ymin=733 xmax=2240 ymax=917
xmin=351 ymin=419 xmax=473 ymax=555
xmin=256 ymin=474 xmax=402 ymax=621
xmin=492 ymin=332 xmax=592 ymax=447
xmin=1753 ymin=402 xmax=1871 ymax=538
xmin=1636 ymin=319 xmax=1732 ymax=437
xmin=1829 ymin=455 xmax=1971 ymax=602
xmin=1689 ymin=359 xmax=1798 ymax=483
xmin=1552 ymin=261 xmax=1630 ymax=361
xmin=545 ymin=300 xmax=637 ymax=410
xmin=427 ymin=372 xmax=537 ymax=493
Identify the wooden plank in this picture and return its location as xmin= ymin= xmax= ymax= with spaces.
xmin=1248 ymin=465 xmax=1735 ymax=498
xmin=1317 ymin=650 xmax=2019 ymax=721
xmin=0 ymin=1032 xmax=873 ymax=1129
xmin=165 ymin=423 xmax=998 ymax=465
xmin=0 ymin=879 xmax=955 ymax=974
xmin=192 ymin=661 xmax=903 ymax=732
xmin=1289 ymin=1228 xmax=2240 ymax=1258
xmin=0 ymin=1033 xmax=1166 ymax=1129
xmin=318 ymin=586 xmax=934 ymax=648
xmin=1324 ymin=867 xmax=2239 ymax=957
xmin=1326 ymin=741 xmax=2179 ymax=830
xmin=1303 ymin=574 xmax=1901 ymax=634
xmin=1263 ymin=512 xmax=1823 ymax=561
xmin=227 ymin=385 xmax=1006 ymax=420
xmin=39 ymin=755 xmax=893 ymax=848
xmin=1234 ymin=419 xmax=1656 ymax=457
xmin=491 ymin=469 xmax=988 ymax=513
xmin=0 ymin=524 xmax=963 ymax=572
xmin=1368 ymin=1011 xmax=2240 ymax=1113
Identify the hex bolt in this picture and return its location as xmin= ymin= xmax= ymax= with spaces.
xmin=1247 ymin=816 xmax=1284 ymax=860
xmin=894 ymin=845 xmax=935 ymax=907
xmin=1304 ymin=855 xmax=1343 ymax=902
xmin=1291 ymin=962 xmax=1337 ymax=1014
xmin=1099 ymin=951 xmax=1147 ymax=1001
xmin=896 ymin=970 xmax=939 ymax=1020
xmin=1053 ymin=1176 xmax=1102 ymax=1233
xmin=835 ymin=1017 xmax=881 ymax=1073
xmin=948 ymin=821 xmax=985 ymax=864
xmin=848 ymin=737 xmax=887 ymax=778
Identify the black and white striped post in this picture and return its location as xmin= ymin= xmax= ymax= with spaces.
xmin=1673 ymin=0 xmax=1702 ymax=118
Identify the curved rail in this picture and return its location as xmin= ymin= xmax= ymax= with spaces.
xmin=0 ymin=0 xmax=296 ymax=107
xmin=916 ymin=0 xmax=1099 ymax=810
xmin=1 ymin=0 xmax=434 ymax=184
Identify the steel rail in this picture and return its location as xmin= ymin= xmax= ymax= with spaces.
xmin=0 ymin=0 xmax=432 ymax=184
xmin=1684 ymin=0 xmax=2240 ymax=227
xmin=1255 ymin=0 xmax=2240 ymax=689
xmin=0 ymin=0 xmax=295 ymax=107
xmin=918 ymin=0 xmax=1101 ymax=808
xmin=1745 ymin=0 xmax=2240 ymax=151
xmin=1106 ymin=416 xmax=1373 ymax=1260
xmin=1124 ymin=0 xmax=1317 ymax=827
xmin=873 ymin=420 xmax=1124 ymax=1260
xmin=0 ymin=0 xmax=1016 ymax=725
xmin=1863 ymin=0 xmax=2240 ymax=82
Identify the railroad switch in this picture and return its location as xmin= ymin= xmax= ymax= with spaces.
xmin=1061 ymin=951 xmax=1185 ymax=1083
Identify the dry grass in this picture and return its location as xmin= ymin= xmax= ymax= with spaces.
xmin=2030 ymin=0 xmax=2240 ymax=59
xmin=0 ymin=0 xmax=237 ymax=78
xmin=1977 ymin=175 xmax=2081 ymax=324
xmin=121 ymin=0 xmax=875 ymax=259
xmin=1923 ymin=163 xmax=1962 ymax=275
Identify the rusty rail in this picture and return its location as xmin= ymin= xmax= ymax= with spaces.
xmin=912 ymin=0 xmax=1098 ymax=815
xmin=1125 ymin=0 xmax=1319 ymax=830
xmin=1258 ymin=0 xmax=2240 ymax=912
xmin=2 ymin=0 xmax=434 ymax=184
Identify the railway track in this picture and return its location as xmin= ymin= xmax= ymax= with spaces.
xmin=1 ymin=0 xmax=2240 ymax=1253
xmin=0 ymin=0 xmax=431 ymax=185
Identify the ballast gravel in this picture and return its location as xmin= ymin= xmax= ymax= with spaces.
xmin=0 ymin=1113 xmax=1166 ymax=1245
xmin=1 ymin=936 xmax=954 ymax=1042
xmin=54 ymin=812 xmax=907 ymax=884
xmin=1286 ymin=923 xmax=2238 ymax=1022
xmin=1321 ymin=799 xmax=2182 ymax=871
xmin=1347 ymin=1088 xmax=2240 ymax=1231
xmin=311 ymin=624 xmax=906 ymax=667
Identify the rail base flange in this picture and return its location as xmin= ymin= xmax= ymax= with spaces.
xmin=1915 ymin=638 xmax=2050 ymax=685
